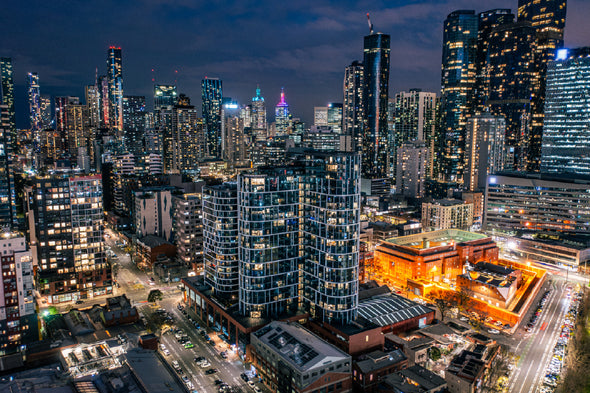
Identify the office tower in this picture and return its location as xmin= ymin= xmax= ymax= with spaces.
xmin=440 ymin=10 xmax=478 ymax=182
xmin=154 ymin=84 xmax=178 ymax=110
xmin=343 ymin=61 xmax=365 ymax=152
xmin=422 ymin=199 xmax=474 ymax=231
xmin=541 ymin=48 xmax=590 ymax=175
xmin=251 ymin=86 xmax=266 ymax=141
xmin=396 ymin=140 xmax=429 ymax=199
xmin=518 ymin=0 xmax=567 ymax=171
xmin=241 ymin=104 xmax=252 ymax=130
xmin=303 ymin=126 xmax=349 ymax=151
xmin=26 ymin=174 xmax=111 ymax=304
xmin=314 ymin=106 xmax=328 ymax=125
xmin=362 ymin=31 xmax=390 ymax=179
xmin=274 ymin=87 xmax=290 ymax=135
xmin=203 ymin=183 xmax=239 ymax=300
xmin=202 ymin=78 xmax=222 ymax=159
xmin=65 ymin=99 xmax=89 ymax=162
xmin=238 ymin=170 xmax=301 ymax=318
xmin=27 ymin=72 xmax=41 ymax=141
xmin=173 ymin=193 xmax=203 ymax=272
xmin=301 ymin=151 xmax=361 ymax=324
xmin=222 ymin=112 xmax=247 ymax=166
xmin=0 ymin=232 xmax=37 ymax=352
xmin=98 ymin=75 xmax=110 ymax=128
xmin=172 ymin=94 xmax=200 ymax=172
xmin=475 ymin=9 xmax=514 ymax=110
xmin=122 ymin=95 xmax=146 ymax=156
xmin=0 ymin=58 xmax=15 ymax=148
xmin=327 ymin=103 xmax=343 ymax=134
xmin=464 ymin=113 xmax=506 ymax=191
xmin=134 ymin=186 xmax=175 ymax=242
xmin=40 ymin=95 xmax=51 ymax=129
xmin=0 ymin=106 xmax=16 ymax=227
xmin=107 ymin=46 xmax=123 ymax=132
xmin=393 ymin=89 xmax=438 ymax=179
xmin=484 ymin=172 xmax=590 ymax=235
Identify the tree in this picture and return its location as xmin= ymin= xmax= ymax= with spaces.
xmin=148 ymin=289 xmax=163 ymax=304
xmin=429 ymin=347 xmax=441 ymax=361
xmin=427 ymin=290 xmax=455 ymax=322
xmin=456 ymin=288 xmax=473 ymax=312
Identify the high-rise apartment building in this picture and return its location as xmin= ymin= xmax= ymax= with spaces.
xmin=26 ymin=175 xmax=111 ymax=304
xmin=203 ymin=151 xmax=361 ymax=324
xmin=274 ymin=87 xmax=290 ymax=135
xmin=343 ymin=61 xmax=364 ymax=152
xmin=98 ymin=75 xmax=110 ymax=128
xmin=0 ymin=232 xmax=37 ymax=353
xmin=122 ymin=96 xmax=146 ymax=156
xmin=154 ymin=85 xmax=177 ymax=171
xmin=173 ymin=193 xmax=203 ymax=273
xmin=396 ymin=141 xmax=429 ymax=199
xmin=541 ymin=48 xmax=590 ymax=175
xmin=464 ymin=113 xmax=506 ymax=191
xmin=0 ymin=58 xmax=15 ymax=149
xmin=202 ymin=78 xmax=222 ymax=159
xmin=134 ymin=186 xmax=175 ymax=242
xmin=393 ymin=89 xmax=437 ymax=179
xmin=107 ymin=46 xmax=123 ymax=132
xmin=440 ymin=10 xmax=478 ymax=182
xmin=327 ymin=103 xmax=343 ymax=134
xmin=238 ymin=170 xmax=301 ymax=318
xmin=314 ymin=106 xmax=328 ymax=126
xmin=172 ymin=94 xmax=201 ymax=172
xmin=65 ymin=99 xmax=89 ymax=162
xmin=251 ymin=86 xmax=267 ymax=141
xmin=487 ymin=22 xmax=536 ymax=170
xmin=203 ymin=183 xmax=239 ymax=300
xmin=222 ymin=102 xmax=247 ymax=167
xmin=27 ymin=72 xmax=41 ymax=142
xmin=362 ymin=32 xmax=390 ymax=179
xmin=0 ymin=106 xmax=16 ymax=228
xmin=422 ymin=199 xmax=474 ymax=231
xmin=40 ymin=95 xmax=51 ymax=130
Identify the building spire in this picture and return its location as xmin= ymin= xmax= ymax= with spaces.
xmin=278 ymin=87 xmax=287 ymax=106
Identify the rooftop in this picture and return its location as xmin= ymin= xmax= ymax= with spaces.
xmin=358 ymin=291 xmax=434 ymax=327
xmin=355 ymin=349 xmax=407 ymax=374
xmin=382 ymin=365 xmax=446 ymax=392
xmin=253 ymin=321 xmax=350 ymax=373
xmin=386 ymin=229 xmax=489 ymax=250
xmin=137 ymin=235 xmax=172 ymax=248
xmin=124 ymin=348 xmax=185 ymax=393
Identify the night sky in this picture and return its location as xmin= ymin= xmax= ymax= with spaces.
xmin=2 ymin=0 xmax=588 ymax=129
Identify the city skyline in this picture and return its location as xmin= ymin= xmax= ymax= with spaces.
xmin=2 ymin=0 xmax=589 ymax=128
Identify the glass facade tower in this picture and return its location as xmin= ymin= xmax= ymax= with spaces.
xmin=202 ymin=78 xmax=223 ymax=159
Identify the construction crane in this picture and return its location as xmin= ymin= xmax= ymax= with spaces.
xmin=367 ymin=12 xmax=374 ymax=34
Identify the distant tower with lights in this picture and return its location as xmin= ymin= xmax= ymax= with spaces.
xmin=107 ymin=46 xmax=123 ymax=132
xmin=251 ymin=86 xmax=267 ymax=141
xmin=202 ymin=77 xmax=223 ymax=159
xmin=274 ymin=87 xmax=290 ymax=135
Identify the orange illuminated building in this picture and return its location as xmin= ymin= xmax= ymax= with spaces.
xmin=374 ymin=229 xmax=499 ymax=287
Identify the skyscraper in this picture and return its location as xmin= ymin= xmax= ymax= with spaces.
xmin=40 ymin=95 xmax=51 ymax=129
xmin=154 ymin=84 xmax=178 ymax=110
xmin=343 ymin=61 xmax=364 ymax=152
xmin=362 ymin=31 xmax=390 ymax=179
xmin=27 ymin=72 xmax=41 ymax=141
xmin=440 ymin=10 xmax=478 ymax=182
xmin=274 ymin=87 xmax=290 ymax=135
xmin=172 ymin=94 xmax=200 ymax=172
xmin=98 ymin=75 xmax=110 ymax=128
xmin=122 ymin=95 xmax=146 ymax=156
xmin=487 ymin=22 xmax=536 ymax=170
xmin=107 ymin=46 xmax=123 ymax=132
xmin=0 ymin=58 xmax=15 ymax=153
xmin=251 ymin=86 xmax=266 ymax=141
xmin=396 ymin=140 xmax=429 ymax=199
xmin=0 ymin=106 xmax=16 ymax=227
xmin=327 ymin=103 xmax=343 ymax=134
xmin=202 ymin=78 xmax=222 ymax=159
xmin=464 ymin=113 xmax=506 ymax=191
xmin=86 ymin=84 xmax=101 ymax=130
xmin=541 ymin=48 xmax=590 ymax=175
xmin=518 ymin=0 xmax=567 ymax=171
xmin=475 ymin=9 xmax=514 ymax=110
xmin=393 ymin=89 xmax=438 ymax=179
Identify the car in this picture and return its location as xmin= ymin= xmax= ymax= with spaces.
xmin=75 ymin=300 xmax=84 ymax=304
xmin=240 ymin=373 xmax=249 ymax=382
xmin=205 ymin=368 xmax=218 ymax=375
xmin=172 ymin=360 xmax=180 ymax=368
xmin=204 ymin=334 xmax=211 ymax=341
xmin=459 ymin=317 xmax=469 ymax=321
xmin=248 ymin=381 xmax=256 ymax=388
xmin=214 ymin=379 xmax=224 ymax=385
xmin=148 ymin=281 xmax=156 ymax=286
xmin=209 ymin=340 xmax=216 ymax=346
xmin=220 ymin=352 xmax=228 ymax=359
xmin=186 ymin=382 xmax=194 ymax=389
xmin=488 ymin=329 xmax=500 ymax=334
xmin=254 ymin=387 xmax=262 ymax=393
xmin=194 ymin=356 xmax=205 ymax=363
xmin=182 ymin=376 xmax=190 ymax=384
xmin=163 ymin=349 xmax=170 ymax=356
xmin=184 ymin=342 xmax=194 ymax=349
xmin=200 ymin=361 xmax=211 ymax=368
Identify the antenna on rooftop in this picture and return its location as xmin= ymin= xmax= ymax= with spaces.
xmin=367 ymin=13 xmax=374 ymax=34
